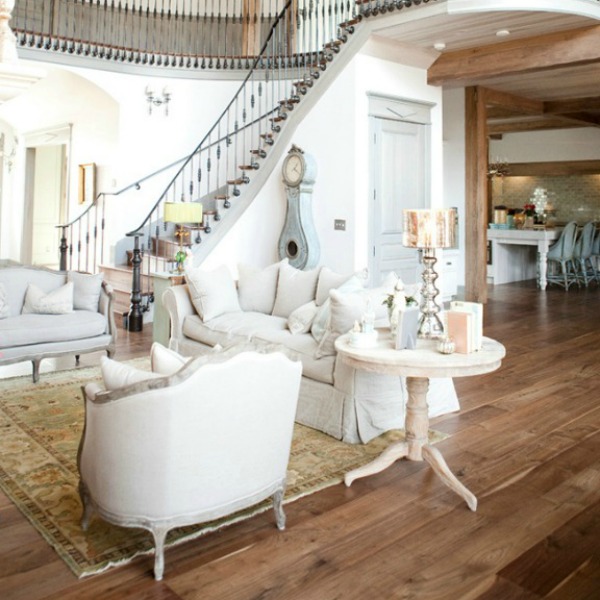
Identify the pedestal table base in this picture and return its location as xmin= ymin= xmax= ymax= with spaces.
xmin=344 ymin=376 xmax=477 ymax=511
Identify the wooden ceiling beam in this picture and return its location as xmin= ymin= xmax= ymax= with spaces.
xmin=488 ymin=119 xmax=587 ymax=135
xmin=482 ymin=87 xmax=544 ymax=114
xmin=506 ymin=160 xmax=600 ymax=177
xmin=428 ymin=25 xmax=600 ymax=88
xmin=555 ymin=112 xmax=600 ymax=127
xmin=544 ymin=96 xmax=600 ymax=114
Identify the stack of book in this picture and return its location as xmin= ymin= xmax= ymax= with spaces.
xmin=445 ymin=301 xmax=483 ymax=354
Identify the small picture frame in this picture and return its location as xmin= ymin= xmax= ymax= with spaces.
xmin=78 ymin=163 xmax=96 ymax=204
xmin=395 ymin=307 xmax=420 ymax=350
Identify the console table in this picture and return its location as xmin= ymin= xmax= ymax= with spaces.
xmin=335 ymin=333 xmax=506 ymax=511
xmin=487 ymin=228 xmax=561 ymax=290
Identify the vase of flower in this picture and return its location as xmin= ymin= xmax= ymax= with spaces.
xmin=523 ymin=203 xmax=536 ymax=229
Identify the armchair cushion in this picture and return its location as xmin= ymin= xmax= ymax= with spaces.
xmin=0 ymin=283 xmax=8 ymax=319
xmin=150 ymin=342 xmax=190 ymax=375
xmin=68 ymin=271 xmax=104 ymax=312
xmin=21 ymin=282 xmax=74 ymax=315
xmin=100 ymin=356 xmax=161 ymax=390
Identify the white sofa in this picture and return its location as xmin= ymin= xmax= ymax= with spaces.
xmin=163 ymin=261 xmax=460 ymax=444
xmin=0 ymin=265 xmax=116 ymax=381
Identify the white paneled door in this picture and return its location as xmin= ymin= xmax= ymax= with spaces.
xmin=369 ymin=116 xmax=430 ymax=286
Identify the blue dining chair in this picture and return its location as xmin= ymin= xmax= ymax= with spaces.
xmin=546 ymin=221 xmax=578 ymax=290
xmin=573 ymin=221 xmax=597 ymax=287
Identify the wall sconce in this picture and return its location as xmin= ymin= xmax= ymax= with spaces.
xmin=145 ymin=86 xmax=171 ymax=116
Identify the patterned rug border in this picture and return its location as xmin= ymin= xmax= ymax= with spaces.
xmin=0 ymin=361 xmax=448 ymax=578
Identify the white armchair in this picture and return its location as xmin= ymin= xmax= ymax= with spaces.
xmin=77 ymin=349 xmax=302 ymax=580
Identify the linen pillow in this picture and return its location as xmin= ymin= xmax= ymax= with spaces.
xmin=68 ymin=271 xmax=104 ymax=312
xmin=287 ymin=300 xmax=318 ymax=335
xmin=101 ymin=356 xmax=162 ymax=390
xmin=315 ymin=289 xmax=370 ymax=358
xmin=310 ymin=274 xmax=366 ymax=344
xmin=315 ymin=267 xmax=367 ymax=306
xmin=21 ymin=282 xmax=74 ymax=315
xmin=185 ymin=264 xmax=241 ymax=321
xmin=0 ymin=283 xmax=9 ymax=319
xmin=271 ymin=262 xmax=319 ymax=318
xmin=237 ymin=260 xmax=285 ymax=314
xmin=150 ymin=342 xmax=190 ymax=375
xmin=315 ymin=281 xmax=393 ymax=359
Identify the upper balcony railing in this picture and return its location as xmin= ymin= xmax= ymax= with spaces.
xmin=12 ymin=0 xmax=356 ymax=70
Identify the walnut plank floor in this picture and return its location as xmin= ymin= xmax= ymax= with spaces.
xmin=0 ymin=281 xmax=598 ymax=600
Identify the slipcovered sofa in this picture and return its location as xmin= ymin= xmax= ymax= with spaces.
xmin=163 ymin=260 xmax=459 ymax=444
xmin=0 ymin=265 xmax=116 ymax=382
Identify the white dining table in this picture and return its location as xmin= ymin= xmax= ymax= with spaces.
xmin=487 ymin=228 xmax=562 ymax=290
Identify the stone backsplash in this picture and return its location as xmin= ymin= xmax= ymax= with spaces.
xmin=490 ymin=174 xmax=600 ymax=225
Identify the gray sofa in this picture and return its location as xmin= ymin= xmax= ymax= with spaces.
xmin=0 ymin=265 xmax=116 ymax=382
xmin=163 ymin=262 xmax=459 ymax=444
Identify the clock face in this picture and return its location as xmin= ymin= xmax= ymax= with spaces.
xmin=283 ymin=154 xmax=304 ymax=186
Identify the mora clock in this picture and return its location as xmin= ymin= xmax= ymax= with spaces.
xmin=278 ymin=145 xmax=320 ymax=269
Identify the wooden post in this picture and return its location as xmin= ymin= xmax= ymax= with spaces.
xmin=59 ymin=227 xmax=68 ymax=271
xmin=128 ymin=235 xmax=143 ymax=332
xmin=464 ymin=86 xmax=489 ymax=304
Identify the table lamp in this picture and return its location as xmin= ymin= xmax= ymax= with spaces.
xmin=163 ymin=201 xmax=203 ymax=272
xmin=403 ymin=208 xmax=457 ymax=339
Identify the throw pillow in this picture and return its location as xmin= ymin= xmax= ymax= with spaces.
xmin=237 ymin=259 xmax=286 ymax=314
xmin=68 ymin=271 xmax=104 ymax=312
xmin=271 ymin=262 xmax=319 ymax=318
xmin=315 ymin=267 xmax=367 ymax=306
xmin=315 ymin=289 xmax=370 ymax=358
xmin=314 ymin=279 xmax=393 ymax=359
xmin=287 ymin=300 xmax=318 ymax=335
xmin=150 ymin=342 xmax=190 ymax=375
xmin=21 ymin=282 xmax=74 ymax=315
xmin=310 ymin=274 xmax=366 ymax=344
xmin=0 ymin=283 xmax=9 ymax=319
xmin=101 ymin=356 xmax=162 ymax=391
xmin=185 ymin=264 xmax=241 ymax=321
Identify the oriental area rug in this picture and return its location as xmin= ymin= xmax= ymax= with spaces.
xmin=0 ymin=362 xmax=448 ymax=579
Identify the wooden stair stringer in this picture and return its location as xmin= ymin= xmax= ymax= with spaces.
xmin=187 ymin=22 xmax=375 ymax=268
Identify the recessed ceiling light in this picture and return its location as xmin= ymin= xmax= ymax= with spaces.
xmin=496 ymin=29 xmax=510 ymax=37
xmin=433 ymin=42 xmax=446 ymax=51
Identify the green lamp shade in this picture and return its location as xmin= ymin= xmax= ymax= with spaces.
xmin=163 ymin=202 xmax=203 ymax=224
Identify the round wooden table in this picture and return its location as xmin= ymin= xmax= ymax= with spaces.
xmin=335 ymin=332 xmax=506 ymax=511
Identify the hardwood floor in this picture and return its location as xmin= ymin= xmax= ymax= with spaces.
xmin=1 ymin=282 xmax=598 ymax=599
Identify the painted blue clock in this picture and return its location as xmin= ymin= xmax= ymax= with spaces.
xmin=278 ymin=145 xmax=320 ymax=269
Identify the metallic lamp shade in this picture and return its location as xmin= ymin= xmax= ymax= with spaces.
xmin=403 ymin=208 xmax=457 ymax=249
xmin=163 ymin=201 xmax=203 ymax=224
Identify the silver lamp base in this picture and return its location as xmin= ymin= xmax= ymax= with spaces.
xmin=418 ymin=252 xmax=444 ymax=339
